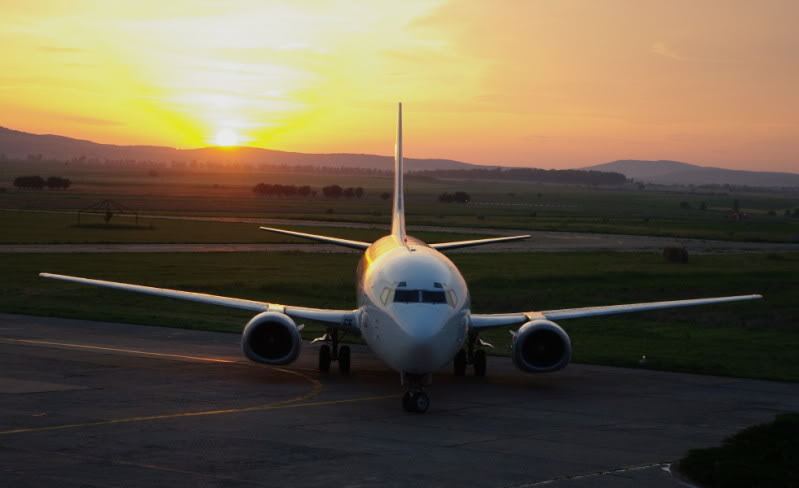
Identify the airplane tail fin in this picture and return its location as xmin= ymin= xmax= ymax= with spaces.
xmin=391 ymin=102 xmax=406 ymax=240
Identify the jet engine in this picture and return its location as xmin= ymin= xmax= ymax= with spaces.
xmin=241 ymin=312 xmax=302 ymax=365
xmin=511 ymin=320 xmax=572 ymax=373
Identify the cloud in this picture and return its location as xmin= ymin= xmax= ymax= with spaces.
xmin=651 ymin=41 xmax=690 ymax=61
xmin=651 ymin=41 xmax=741 ymax=64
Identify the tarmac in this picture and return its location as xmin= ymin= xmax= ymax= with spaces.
xmin=1 ymin=312 xmax=797 ymax=487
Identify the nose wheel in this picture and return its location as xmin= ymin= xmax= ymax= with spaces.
xmin=402 ymin=391 xmax=429 ymax=413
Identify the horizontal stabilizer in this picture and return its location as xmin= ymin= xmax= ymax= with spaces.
xmin=430 ymin=235 xmax=530 ymax=251
xmin=260 ymin=226 xmax=370 ymax=250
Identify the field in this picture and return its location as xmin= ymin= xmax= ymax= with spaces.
xmin=0 ymin=209 xmax=482 ymax=245
xmin=2 ymin=251 xmax=797 ymax=382
xmin=2 ymin=161 xmax=799 ymax=242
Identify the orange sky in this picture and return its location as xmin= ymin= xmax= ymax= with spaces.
xmin=1 ymin=0 xmax=797 ymax=171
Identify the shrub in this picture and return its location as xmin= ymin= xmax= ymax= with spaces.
xmin=663 ymin=247 xmax=689 ymax=263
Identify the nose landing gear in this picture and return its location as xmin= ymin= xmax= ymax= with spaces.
xmin=401 ymin=372 xmax=432 ymax=413
xmin=402 ymin=391 xmax=429 ymax=413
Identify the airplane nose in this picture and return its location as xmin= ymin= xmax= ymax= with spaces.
xmin=392 ymin=308 xmax=456 ymax=373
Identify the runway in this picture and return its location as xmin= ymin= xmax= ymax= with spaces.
xmin=1 ymin=313 xmax=797 ymax=487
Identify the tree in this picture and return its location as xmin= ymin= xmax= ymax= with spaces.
xmin=680 ymin=201 xmax=691 ymax=209
xmin=453 ymin=191 xmax=470 ymax=203
xmin=343 ymin=187 xmax=355 ymax=199
xmin=322 ymin=185 xmax=343 ymax=198
xmin=13 ymin=176 xmax=45 ymax=189
xmin=380 ymin=192 xmax=390 ymax=200
xmin=699 ymin=202 xmax=707 ymax=211
xmin=46 ymin=176 xmax=71 ymax=189
xmin=354 ymin=187 xmax=364 ymax=199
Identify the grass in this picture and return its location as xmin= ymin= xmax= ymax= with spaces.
xmin=678 ymin=413 xmax=799 ymax=487
xmin=0 ymin=209 xmax=484 ymax=245
xmin=3 ymin=162 xmax=799 ymax=243
xmin=1 ymin=251 xmax=797 ymax=382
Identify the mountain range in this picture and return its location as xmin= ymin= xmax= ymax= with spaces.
xmin=2 ymin=127 xmax=797 ymax=187
xmin=0 ymin=126 xmax=475 ymax=172
xmin=583 ymin=160 xmax=799 ymax=187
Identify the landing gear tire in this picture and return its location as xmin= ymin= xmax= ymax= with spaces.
xmin=402 ymin=391 xmax=429 ymax=413
xmin=453 ymin=350 xmax=466 ymax=376
xmin=318 ymin=344 xmax=331 ymax=372
xmin=474 ymin=349 xmax=487 ymax=376
xmin=402 ymin=391 xmax=413 ymax=412
xmin=338 ymin=345 xmax=351 ymax=375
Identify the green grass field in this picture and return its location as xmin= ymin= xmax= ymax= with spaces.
xmin=3 ymin=161 xmax=799 ymax=242
xmin=679 ymin=413 xmax=799 ymax=487
xmin=1 ymin=251 xmax=796 ymax=382
xmin=0 ymin=210 xmax=484 ymax=244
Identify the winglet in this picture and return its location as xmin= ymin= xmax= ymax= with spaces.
xmin=391 ymin=102 xmax=406 ymax=240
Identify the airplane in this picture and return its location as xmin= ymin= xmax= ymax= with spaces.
xmin=40 ymin=103 xmax=762 ymax=413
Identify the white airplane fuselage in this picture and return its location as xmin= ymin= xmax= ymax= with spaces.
xmin=357 ymin=235 xmax=470 ymax=375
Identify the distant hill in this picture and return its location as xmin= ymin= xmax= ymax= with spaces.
xmin=583 ymin=160 xmax=799 ymax=187
xmin=0 ymin=126 xmax=476 ymax=171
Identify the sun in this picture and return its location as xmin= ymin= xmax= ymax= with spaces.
xmin=213 ymin=128 xmax=241 ymax=147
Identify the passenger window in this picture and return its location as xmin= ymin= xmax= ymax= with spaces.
xmin=393 ymin=290 xmax=420 ymax=303
xmin=421 ymin=291 xmax=447 ymax=304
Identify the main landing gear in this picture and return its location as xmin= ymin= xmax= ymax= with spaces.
xmin=454 ymin=332 xmax=490 ymax=377
xmin=314 ymin=328 xmax=350 ymax=375
xmin=401 ymin=372 xmax=431 ymax=413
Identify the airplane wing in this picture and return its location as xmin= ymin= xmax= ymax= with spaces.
xmin=259 ymin=226 xmax=370 ymax=250
xmin=39 ymin=273 xmax=359 ymax=332
xmin=469 ymin=294 xmax=763 ymax=329
xmin=430 ymin=235 xmax=531 ymax=251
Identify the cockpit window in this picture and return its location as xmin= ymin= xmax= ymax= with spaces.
xmin=393 ymin=289 xmax=448 ymax=304
xmin=393 ymin=289 xmax=419 ymax=303
xmin=421 ymin=291 xmax=447 ymax=304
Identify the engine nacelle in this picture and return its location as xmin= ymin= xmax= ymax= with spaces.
xmin=241 ymin=312 xmax=302 ymax=365
xmin=511 ymin=320 xmax=572 ymax=373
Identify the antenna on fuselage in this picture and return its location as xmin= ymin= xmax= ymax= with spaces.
xmin=391 ymin=102 xmax=406 ymax=241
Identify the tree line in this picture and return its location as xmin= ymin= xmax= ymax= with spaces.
xmin=13 ymin=176 xmax=72 ymax=189
xmin=412 ymin=167 xmax=628 ymax=186
xmin=252 ymin=183 xmax=364 ymax=199
xmin=321 ymin=185 xmax=364 ymax=199
xmin=252 ymin=183 xmax=315 ymax=197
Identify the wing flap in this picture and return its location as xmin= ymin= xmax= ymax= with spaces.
xmin=430 ymin=235 xmax=530 ymax=251
xmin=259 ymin=226 xmax=370 ymax=250
xmin=39 ymin=273 xmax=358 ymax=330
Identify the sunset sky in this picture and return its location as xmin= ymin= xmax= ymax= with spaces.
xmin=2 ymin=0 xmax=797 ymax=171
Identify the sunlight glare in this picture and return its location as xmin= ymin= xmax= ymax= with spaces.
xmin=213 ymin=128 xmax=241 ymax=147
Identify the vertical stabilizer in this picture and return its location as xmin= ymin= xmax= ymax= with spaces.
xmin=391 ymin=102 xmax=406 ymax=239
